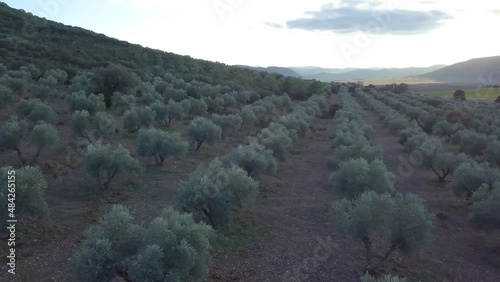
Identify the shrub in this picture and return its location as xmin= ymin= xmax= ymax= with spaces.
xmin=234 ymin=90 xmax=249 ymax=104
xmin=0 ymin=166 xmax=49 ymax=228
xmin=83 ymin=143 xmax=142 ymax=189
xmin=95 ymin=112 xmax=116 ymax=138
xmin=31 ymin=123 xmax=59 ymax=164
xmin=451 ymin=161 xmax=500 ymax=199
xmin=228 ymin=142 xmax=277 ymax=179
xmin=329 ymin=158 xmax=394 ymax=199
xmin=251 ymin=105 xmax=267 ymax=118
xmin=16 ymin=99 xmax=57 ymax=124
xmin=136 ymin=128 xmax=188 ymax=166
xmin=404 ymin=133 xmax=427 ymax=153
xmin=468 ymin=182 xmax=500 ymax=231
xmin=187 ymin=117 xmax=222 ymax=151
xmin=332 ymin=132 xmax=369 ymax=149
xmin=0 ymin=118 xmax=28 ymax=164
xmin=68 ymin=91 xmax=106 ymax=114
xmin=453 ymin=89 xmax=466 ymax=101
xmin=212 ymin=114 xmax=242 ymax=139
xmin=122 ymin=107 xmax=156 ymax=132
xmin=174 ymin=158 xmax=259 ymax=227
xmin=203 ymin=96 xmax=225 ymax=114
xmin=330 ymin=191 xmax=433 ymax=273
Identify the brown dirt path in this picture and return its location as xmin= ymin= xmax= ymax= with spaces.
xmin=359 ymin=104 xmax=500 ymax=281
xmin=209 ymin=104 xmax=362 ymax=282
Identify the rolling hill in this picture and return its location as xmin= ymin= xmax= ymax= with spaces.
xmin=420 ymin=56 xmax=500 ymax=84
xmin=235 ymin=65 xmax=302 ymax=77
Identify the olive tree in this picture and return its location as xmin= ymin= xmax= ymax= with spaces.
xmin=68 ymin=91 xmax=106 ymax=114
xmin=166 ymin=99 xmax=184 ymax=125
xmin=227 ymin=142 xmax=277 ymax=179
xmin=329 ymin=158 xmax=394 ymax=199
xmin=327 ymin=142 xmax=383 ymax=171
xmin=16 ymin=99 xmax=57 ymax=124
xmin=0 ymin=85 xmax=14 ymax=107
xmin=71 ymin=110 xmax=115 ymax=143
xmin=187 ymin=117 xmax=222 ymax=151
xmin=31 ymin=123 xmax=59 ymax=164
xmin=136 ymin=128 xmax=188 ymax=166
xmin=122 ymin=106 xmax=156 ymax=133
xmin=188 ymin=98 xmax=208 ymax=117
xmin=0 ymin=118 xmax=28 ymax=164
xmin=111 ymin=92 xmax=136 ymax=114
xmin=212 ymin=114 xmax=242 ymax=139
xmin=0 ymin=166 xmax=49 ymax=228
xmin=73 ymin=205 xmax=214 ymax=282
xmin=257 ymin=125 xmax=294 ymax=161
xmin=451 ymin=161 xmax=500 ymax=199
xmin=174 ymin=158 xmax=259 ymax=227
xmin=240 ymin=106 xmax=256 ymax=128
xmin=330 ymin=191 xmax=433 ymax=274
xmin=468 ymin=182 xmax=500 ymax=231
xmin=83 ymin=143 xmax=143 ymax=189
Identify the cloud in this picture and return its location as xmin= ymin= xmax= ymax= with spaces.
xmin=264 ymin=22 xmax=284 ymax=29
xmin=285 ymin=5 xmax=451 ymax=35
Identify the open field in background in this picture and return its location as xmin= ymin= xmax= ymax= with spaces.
xmin=421 ymin=87 xmax=500 ymax=100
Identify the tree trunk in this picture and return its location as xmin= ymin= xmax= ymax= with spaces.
xmin=203 ymin=208 xmax=216 ymax=226
xmin=362 ymin=237 xmax=373 ymax=274
xmin=373 ymin=243 xmax=397 ymax=271
xmin=196 ymin=140 xmax=204 ymax=151
xmin=15 ymin=148 xmax=26 ymax=165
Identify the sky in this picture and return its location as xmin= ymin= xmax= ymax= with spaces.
xmin=4 ymin=0 xmax=500 ymax=69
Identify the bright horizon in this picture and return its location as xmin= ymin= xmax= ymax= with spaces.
xmin=4 ymin=0 xmax=500 ymax=69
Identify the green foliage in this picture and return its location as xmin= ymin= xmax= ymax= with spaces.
xmin=31 ymin=122 xmax=59 ymax=163
xmin=174 ymin=158 xmax=259 ymax=227
xmin=468 ymin=182 xmax=500 ymax=231
xmin=328 ymin=142 xmax=383 ymax=171
xmin=458 ymin=130 xmax=488 ymax=156
xmin=451 ymin=161 xmax=500 ymax=199
xmin=330 ymin=191 xmax=433 ymax=273
xmin=187 ymin=117 xmax=222 ymax=151
xmin=330 ymin=158 xmax=394 ymax=199
xmin=166 ymin=99 xmax=184 ymax=124
xmin=483 ymin=138 xmax=500 ymax=165
xmin=68 ymin=71 xmax=95 ymax=94
xmin=278 ymin=114 xmax=310 ymax=137
xmin=111 ymin=92 xmax=136 ymax=114
xmin=136 ymin=128 xmax=188 ymax=166
xmin=91 ymin=64 xmax=140 ymax=108
xmin=188 ymin=98 xmax=208 ymax=117
xmin=71 ymin=110 xmax=115 ymax=143
xmin=257 ymin=124 xmax=294 ymax=161
xmin=240 ymin=106 xmax=256 ymax=128
xmin=44 ymin=68 xmax=68 ymax=85
xmin=16 ymin=98 xmax=57 ymax=124
xmin=0 ymin=166 xmax=49 ymax=228
xmin=95 ymin=112 xmax=116 ymax=138
xmin=251 ymin=105 xmax=267 ymax=118
xmin=70 ymin=110 xmax=92 ymax=141
xmin=0 ymin=74 xmax=29 ymax=95
xmin=404 ymin=133 xmax=427 ymax=153
xmin=0 ymin=85 xmax=14 ymax=107
xmin=212 ymin=114 xmax=242 ymax=139
xmin=149 ymin=100 xmax=169 ymax=125
xmin=122 ymin=106 xmax=156 ymax=133
xmin=83 ymin=143 xmax=142 ymax=189
xmin=398 ymin=127 xmax=423 ymax=145
xmin=0 ymin=118 xmax=28 ymax=164
xmin=430 ymin=152 xmax=470 ymax=182
xmin=221 ymin=93 xmax=237 ymax=110
xmin=234 ymin=90 xmax=249 ymax=104
xmin=228 ymin=142 xmax=277 ymax=179
xmin=68 ymin=91 xmax=106 ymax=114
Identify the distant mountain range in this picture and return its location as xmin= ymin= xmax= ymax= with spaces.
xmin=236 ymin=55 xmax=500 ymax=84
xmin=419 ymin=56 xmax=500 ymax=84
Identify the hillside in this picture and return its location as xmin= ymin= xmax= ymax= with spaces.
xmin=420 ymin=55 xmax=500 ymax=84
xmin=0 ymin=2 xmax=325 ymax=100
xmin=235 ymin=65 xmax=302 ymax=77
xmin=302 ymin=65 xmax=446 ymax=82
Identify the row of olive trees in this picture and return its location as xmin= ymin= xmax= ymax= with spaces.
xmin=328 ymin=88 xmax=433 ymax=278
xmin=359 ymin=89 xmax=500 ymax=232
xmin=71 ymin=89 xmax=326 ymax=282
